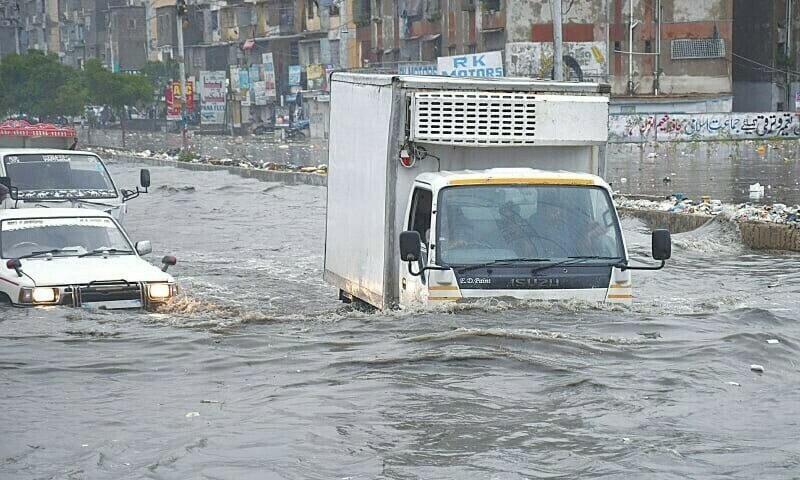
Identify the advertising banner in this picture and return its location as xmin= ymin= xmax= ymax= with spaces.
xmin=262 ymin=52 xmax=277 ymax=99
xmin=307 ymin=64 xmax=324 ymax=90
xmin=239 ymin=68 xmax=251 ymax=106
xmin=289 ymin=65 xmax=302 ymax=86
xmin=199 ymin=71 xmax=226 ymax=125
xmin=252 ymin=81 xmax=268 ymax=106
xmin=437 ymin=51 xmax=504 ymax=77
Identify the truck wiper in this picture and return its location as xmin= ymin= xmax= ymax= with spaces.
xmin=78 ymin=248 xmax=134 ymax=257
xmin=530 ymin=256 xmax=624 ymax=274
xmin=456 ymin=257 xmax=550 ymax=274
xmin=18 ymin=248 xmax=80 ymax=259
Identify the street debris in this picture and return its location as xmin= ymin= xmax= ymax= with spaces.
xmin=615 ymin=194 xmax=800 ymax=226
xmin=750 ymin=364 xmax=765 ymax=373
xmin=767 ymin=339 xmax=780 ymax=344
xmin=185 ymin=411 xmax=200 ymax=418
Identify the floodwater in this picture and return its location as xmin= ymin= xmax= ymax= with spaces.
xmin=606 ymin=141 xmax=800 ymax=205
xmin=80 ymin=127 xmax=800 ymax=204
xmin=2 ymin=156 xmax=800 ymax=479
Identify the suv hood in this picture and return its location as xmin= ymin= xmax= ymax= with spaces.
xmin=15 ymin=255 xmax=173 ymax=286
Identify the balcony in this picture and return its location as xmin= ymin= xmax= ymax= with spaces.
xmin=480 ymin=8 xmax=504 ymax=32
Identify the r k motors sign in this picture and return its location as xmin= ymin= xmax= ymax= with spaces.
xmin=437 ymin=51 xmax=504 ymax=77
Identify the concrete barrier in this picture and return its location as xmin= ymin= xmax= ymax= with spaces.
xmin=620 ymin=207 xmax=800 ymax=252
xmin=111 ymin=154 xmax=328 ymax=187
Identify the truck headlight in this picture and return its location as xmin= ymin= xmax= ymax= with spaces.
xmin=148 ymin=283 xmax=174 ymax=300
xmin=19 ymin=287 xmax=59 ymax=304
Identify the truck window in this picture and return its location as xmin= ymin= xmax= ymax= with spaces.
xmin=437 ymin=185 xmax=623 ymax=265
xmin=408 ymin=187 xmax=432 ymax=245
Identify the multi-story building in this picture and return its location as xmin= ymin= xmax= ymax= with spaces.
xmin=732 ymin=0 xmax=799 ymax=112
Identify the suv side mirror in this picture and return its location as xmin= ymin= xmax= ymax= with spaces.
xmin=135 ymin=240 xmax=152 ymax=256
xmin=652 ymin=229 xmax=671 ymax=261
xmin=399 ymin=231 xmax=421 ymax=262
xmin=140 ymin=169 xmax=151 ymax=188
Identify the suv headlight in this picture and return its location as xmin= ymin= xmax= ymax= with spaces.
xmin=147 ymin=283 xmax=176 ymax=300
xmin=19 ymin=287 xmax=59 ymax=304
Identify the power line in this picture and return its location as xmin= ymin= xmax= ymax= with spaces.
xmin=730 ymin=51 xmax=800 ymax=77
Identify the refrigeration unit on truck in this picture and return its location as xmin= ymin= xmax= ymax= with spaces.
xmin=323 ymin=73 xmax=671 ymax=310
xmin=0 ymin=120 xmax=150 ymax=222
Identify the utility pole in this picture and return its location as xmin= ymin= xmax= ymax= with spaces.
xmin=787 ymin=0 xmax=794 ymax=111
xmin=653 ymin=0 xmax=662 ymax=95
xmin=627 ymin=0 xmax=638 ymax=96
xmin=551 ymin=0 xmax=563 ymax=80
xmin=176 ymin=0 xmax=188 ymax=150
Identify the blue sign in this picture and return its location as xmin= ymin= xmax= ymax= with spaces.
xmin=398 ymin=63 xmax=437 ymax=75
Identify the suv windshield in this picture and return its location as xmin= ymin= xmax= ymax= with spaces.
xmin=3 ymin=153 xmax=117 ymax=200
xmin=0 ymin=216 xmax=133 ymax=258
xmin=436 ymin=184 xmax=624 ymax=265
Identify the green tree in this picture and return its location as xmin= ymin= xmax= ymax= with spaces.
xmin=0 ymin=50 xmax=86 ymax=121
xmin=84 ymin=58 xmax=153 ymax=146
xmin=139 ymin=59 xmax=179 ymax=90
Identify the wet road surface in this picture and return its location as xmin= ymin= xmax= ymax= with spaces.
xmin=2 ymin=158 xmax=800 ymax=479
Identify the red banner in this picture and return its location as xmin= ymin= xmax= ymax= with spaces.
xmin=0 ymin=120 xmax=76 ymax=137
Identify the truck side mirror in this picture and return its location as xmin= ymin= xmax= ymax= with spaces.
xmin=399 ymin=231 xmax=422 ymax=262
xmin=652 ymin=229 xmax=671 ymax=260
xmin=140 ymin=169 xmax=151 ymax=188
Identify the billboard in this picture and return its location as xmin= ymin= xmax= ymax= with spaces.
xmin=166 ymin=81 xmax=194 ymax=121
xmin=437 ymin=51 xmax=504 ymax=77
xmin=199 ymin=71 xmax=226 ymax=125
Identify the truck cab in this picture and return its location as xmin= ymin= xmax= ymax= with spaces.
xmin=0 ymin=120 xmax=149 ymax=221
xmin=397 ymin=169 xmax=669 ymax=307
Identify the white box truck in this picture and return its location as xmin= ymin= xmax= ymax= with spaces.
xmin=323 ymin=73 xmax=670 ymax=310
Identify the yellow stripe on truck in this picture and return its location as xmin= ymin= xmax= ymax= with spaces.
xmin=449 ymin=177 xmax=597 ymax=186
xmin=428 ymin=285 xmax=459 ymax=291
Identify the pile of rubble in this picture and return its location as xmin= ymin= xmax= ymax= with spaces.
xmin=615 ymin=194 xmax=800 ymax=225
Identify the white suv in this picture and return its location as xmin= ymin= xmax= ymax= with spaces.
xmin=0 ymin=208 xmax=177 ymax=309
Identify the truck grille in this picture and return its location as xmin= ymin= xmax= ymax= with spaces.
xmin=410 ymin=91 xmax=537 ymax=146
xmin=64 ymin=281 xmax=145 ymax=306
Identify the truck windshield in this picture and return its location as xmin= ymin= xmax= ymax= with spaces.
xmin=436 ymin=184 xmax=623 ymax=265
xmin=3 ymin=153 xmax=117 ymax=200
xmin=0 ymin=216 xmax=132 ymax=258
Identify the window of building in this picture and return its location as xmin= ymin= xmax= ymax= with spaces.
xmin=468 ymin=44 xmax=476 ymax=54
xmin=128 ymin=18 xmax=136 ymax=30
xmin=483 ymin=0 xmax=500 ymax=11
xmin=448 ymin=45 xmax=456 ymax=55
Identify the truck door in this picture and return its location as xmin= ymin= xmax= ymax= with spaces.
xmin=400 ymin=187 xmax=432 ymax=308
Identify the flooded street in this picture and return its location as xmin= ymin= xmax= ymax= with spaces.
xmin=2 ymin=156 xmax=800 ymax=479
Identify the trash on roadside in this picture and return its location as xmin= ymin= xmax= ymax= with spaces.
xmin=200 ymin=399 xmax=221 ymax=404
xmin=750 ymin=364 xmax=765 ymax=373
xmin=766 ymin=339 xmax=780 ymax=344
xmin=727 ymin=381 xmax=741 ymax=387
xmin=185 ymin=411 xmax=200 ymax=418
